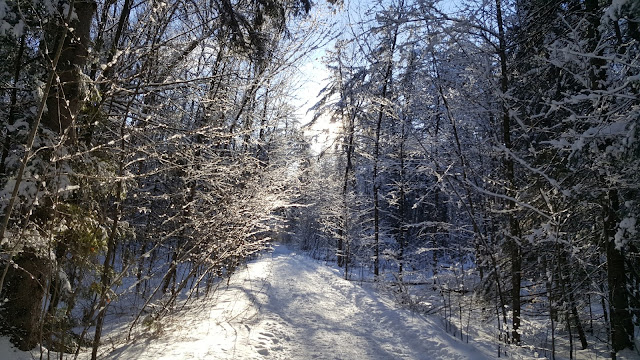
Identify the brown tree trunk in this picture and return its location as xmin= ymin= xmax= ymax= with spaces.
xmin=0 ymin=0 xmax=95 ymax=352
xmin=42 ymin=0 xmax=96 ymax=137
xmin=569 ymin=291 xmax=588 ymax=350
xmin=3 ymin=252 xmax=52 ymax=350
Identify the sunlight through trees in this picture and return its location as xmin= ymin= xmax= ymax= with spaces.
xmin=0 ymin=0 xmax=638 ymax=359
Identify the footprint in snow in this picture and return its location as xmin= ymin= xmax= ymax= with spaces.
xmin=252 ymin=321 xmax=290 ymax=357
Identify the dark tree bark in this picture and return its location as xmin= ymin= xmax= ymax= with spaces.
xmin=604 ymin=189 xmax=634 ymax=354
xmin=42 ymin=0 xmax=96 ymax=137
xmin=397 ymin=118 xmax=407 ymax=280
xmin=0 ymin=34 xmax=25 ymax=176
xmin=495 ymin=0 xmax=522 ymax=345
xmin=2 ymin=253 xmax=52 ymax=350
xmin=336 ymin=57 xmax=352 ymax=269
xmin=372 ymin=18 xmax=399 ymax=278
xmin=1 ymin=0 xmax=95 ymax=352
xmin=583 ymin=0 xmax=634 ymax=354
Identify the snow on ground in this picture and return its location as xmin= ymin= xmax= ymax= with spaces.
xmin=99 ymin=244 xmax=491 ymax=359
xmin=1 ymin=245 xmax=494 ymax=359
xmin=4 ymin=244 xmax=640 ymax=359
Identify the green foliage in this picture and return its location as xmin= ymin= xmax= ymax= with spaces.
xmin=55 ymin=203 xmax=108 ymax=261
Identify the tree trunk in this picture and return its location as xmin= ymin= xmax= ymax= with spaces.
xmin=372 ymin=18 xmax=399 ymax=278
xmin=91 ymin=225 xmax=116 ymax=360
xmin=0 ymin=34 xmax=26 ymax=175
xmin=92 ymin=105 xmax=128 ymax=360
xmin=397 ymin=119 xmax=406 ymax=280
xmin=2 ymin=252 xmax=52 ymax=351
xmin=0 ymin=0 xmax=94 ymax=352
xmin=495 ymin=0 xmax=521 ymax=345
xmin=337 ymin=50 xmax=355 ymax=269
xmin=584 ymin=0 xmax=634 ymax=353
xmin=42 ymin=0 xmax=96 ymax=137
xmin=604 ymin=189 xmax=633 ymax=353
xmin=569 ymin=291 xmax=588 ymax=350
xmin=162 ymin=249 xmax=178 ymax=294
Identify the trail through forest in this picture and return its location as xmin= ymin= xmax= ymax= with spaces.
xmin=1 ymin=0 xmax=638 ymax=357
xmin=95 ymin=245 xmax=490 ymax=360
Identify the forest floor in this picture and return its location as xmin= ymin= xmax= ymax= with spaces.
xmin=98 ymin=244 xmax=491 ymax=359
xmin=1 ymin=244 xmax=490 ymax=359
xmin=2 ymin=244 xmax=639 ymax=359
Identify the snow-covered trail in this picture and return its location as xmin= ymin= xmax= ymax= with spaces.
xmin=103 ymin=245 xmax=491 ymax=360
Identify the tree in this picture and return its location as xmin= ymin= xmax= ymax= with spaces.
xmin=0 ymin=0 xmax=320 ymax=353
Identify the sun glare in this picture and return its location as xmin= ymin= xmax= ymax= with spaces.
xmin=293 ymin=57 xmax=341 ymax=154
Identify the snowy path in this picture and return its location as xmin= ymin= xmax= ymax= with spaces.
xmin=103 ymin=245 xmax=491 ymax=360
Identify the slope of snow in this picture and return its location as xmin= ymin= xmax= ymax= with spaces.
xmin=2 ymin=244 xmax=492 ymax=359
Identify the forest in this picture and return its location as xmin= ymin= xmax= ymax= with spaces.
xmin=0 ymin=0 xmax=638 ymax=359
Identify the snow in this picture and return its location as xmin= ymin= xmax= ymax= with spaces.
xmin=11 ymin=19 xmax=23 ymax=37
xmin=0 ymin=337 xmax=28 ymax=360
xmin=103 ymin=244 xmax=489 ymax=359
xmin=615 ymin=216 xmax=637 ymax=250
xmin=1 ymin=244 xmax=492 ymax=360
xmin=604 ymin=0 xmax=632 ymax=21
